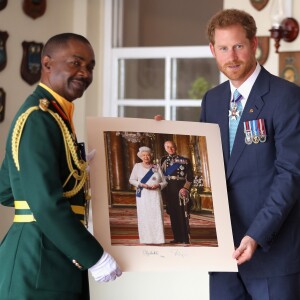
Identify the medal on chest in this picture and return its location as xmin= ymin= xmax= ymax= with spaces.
xmin=229 ymin=102 xmax=241 ymax=120
xmin=244 ymin=121 xmax=253 ymax=145
xmin=243 ymin=118 xmax=267 ymax=145
xmin=258 ymin=118 xmax=267 ymax=142
xmin=228 ymin=93 xmax=243 ymax=120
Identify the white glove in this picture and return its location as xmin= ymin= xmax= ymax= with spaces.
xmin=86 ymin=149 xmax=96 ymax=173
xmin=179 ymin=188 xmax=189 ymax=198
xmin=86 ymin=149 xmax=96 ymax=162
xmin=89 ymin=251 xmax=122 ymax=283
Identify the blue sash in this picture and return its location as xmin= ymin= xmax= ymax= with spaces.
xmin=164 ymin=163 xmax=180 ymax=176
xmin=136 ymin=168 xmax=154 ymax=197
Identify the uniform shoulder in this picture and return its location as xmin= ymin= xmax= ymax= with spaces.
xmin=160 ymin=155 xmax=168 ymax=162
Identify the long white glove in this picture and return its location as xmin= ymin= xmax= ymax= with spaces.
xmin=89 ymin=251 xmax=122 ymax=283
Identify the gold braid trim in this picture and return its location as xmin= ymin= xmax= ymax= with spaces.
xmin=11 ymin=99 xmax=87 ymax=198
xmin=12 ymin=107 xmax=39 ymax=171
xmin=46 ymin=108 xmax=87 ymax=198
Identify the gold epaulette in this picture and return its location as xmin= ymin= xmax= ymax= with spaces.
xmin=11 ymin=99 xmax=88 ymax=199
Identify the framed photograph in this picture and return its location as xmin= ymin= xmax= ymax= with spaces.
xmin=87 ymin=117 xmax=237 ymax=272
xmin=279 ymin=51 xmax=300 ymax=86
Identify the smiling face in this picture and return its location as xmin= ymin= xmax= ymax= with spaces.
xmin=140 ymin=151 xmax=152 ymax=164
xmin=210 ymin=24 xmax=257 ymax=88
xmin=41 ymin=39 xmax=95 ymax=101
xmin=164 ymin=141 xmax=177 ymax=155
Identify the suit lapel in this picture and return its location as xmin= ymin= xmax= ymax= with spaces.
xmin=226 ymin=68 xmax=269 ymax=179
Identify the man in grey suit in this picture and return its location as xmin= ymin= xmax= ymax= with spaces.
xmin=201 ymin=9 xmax=300 ymax=300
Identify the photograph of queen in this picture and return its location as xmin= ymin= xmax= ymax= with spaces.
xmin=129 ymin=146 xmax=167 ymax=245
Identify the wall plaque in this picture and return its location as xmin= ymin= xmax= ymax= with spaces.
xmin=20 ymin=41 xmax=43 ymax=85
xmin=250 ymin=0 xmax=269 ymax=11
xmin=0 ymin=0 xmax=8 ymax=11
xmin=22 ymin=0 xmax=46 ymax=19
xmin=0 ymin=31 xmax=9 ymax=71
xmin=256 ymin=36 xmax=270 ymax=65
xmin=0 ymin=88 xmax=5 ymax=122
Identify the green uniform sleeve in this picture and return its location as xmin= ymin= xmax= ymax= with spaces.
xmin=16 ymin=109 xmax=103 ymax=269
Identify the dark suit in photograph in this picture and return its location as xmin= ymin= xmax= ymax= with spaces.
xmin=160 ymin=154 xmax=193 ymax=244
xmin=201 ymin=66 xmax=300 ymax=298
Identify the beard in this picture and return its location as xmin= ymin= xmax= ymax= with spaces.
xmin=219 ymin=57 xmax=256 ymax=82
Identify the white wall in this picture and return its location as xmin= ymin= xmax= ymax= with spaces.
xmin=1 ymin=0 xmax=300 ymax=299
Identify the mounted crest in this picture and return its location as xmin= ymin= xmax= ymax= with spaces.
xmin=0 ymin=88 xmax=5 ymax=123
xmin=250 ymin=0 xmax=269 ymax=11
xmin=22 ymin=0 xmax=46 ymax=19
xmin=0 ymin=0 xmax=8 ymax=11
xmin=255 ymin=36 xmax=270 ymax=65
xmin=20 ymin=41 xmax=43 ymax=85
xmin=0 ymin=31 xmax=9 ymax=71
xmin=279 ymin=52 xmax=300 ymax=86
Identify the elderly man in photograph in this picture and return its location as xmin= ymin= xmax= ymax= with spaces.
xmin=160 ymin=140 xmax=193 ymax=244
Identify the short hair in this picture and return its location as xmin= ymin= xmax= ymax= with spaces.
xmin=164 ymin=140 xmax=176 ymax=148
xmin=137 ymin=146 xmax=153 ymax=159
xmin=207 ymin=9 xmax=257 ymax=45
xmin=42 ymin=33 xmax=92 ymax=57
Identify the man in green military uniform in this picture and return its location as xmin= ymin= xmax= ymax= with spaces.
xmin=0 ymin=33 xmax=122 ymax=300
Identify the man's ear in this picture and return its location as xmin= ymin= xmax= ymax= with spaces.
xmin=251 ymin=36 xmax=258 ymax=53
xmin=41 ymin=55 xmax=51 ymax=71
xmin=209 ymin=43 xmax=216 ymax=58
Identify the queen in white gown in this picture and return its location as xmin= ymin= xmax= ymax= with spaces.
xmin=129 ymin=146 xmax=167 ymax=244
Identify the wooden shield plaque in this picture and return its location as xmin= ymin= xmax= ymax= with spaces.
xmin=22 ymin=0 xmax=46 ymax=19
xmin=0 ymin=88 xmax=5 ymax=123
xmin=0 ymin=0 xmax=8 ymax=11
xmin=20 ymin=41 xmax=43 ymax=85
xmin=279 ymin=52 xmax=300 ymax=86
xmin=255 ymin=36 xmax=270 ymax=65
xmin=250 ymin=0 xmax=269 ymax=11
xmin=0 ymin=31 xmax=9 ymax=71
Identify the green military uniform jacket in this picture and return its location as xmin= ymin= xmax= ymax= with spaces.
xmin=0 ymin=85 xmax=103 ymax=300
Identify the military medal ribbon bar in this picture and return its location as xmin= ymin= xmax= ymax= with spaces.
xmin=251 ymin=120 xmax=260 ymax=144
xmin=244 ymin=121 xmax=252 ymax=145
xmin=258 ymin=118 xmax=267 ymax=142
xmin=243 ymin=119 xmax=267 ymax=145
